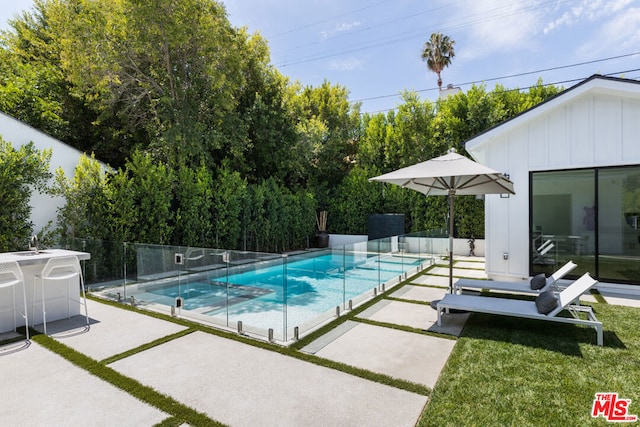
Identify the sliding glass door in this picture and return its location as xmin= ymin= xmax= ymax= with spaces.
xmin=530 ymin=166 xmax=640 ymax=284
xmin=597 ymin=167 xmax=640 ymax=282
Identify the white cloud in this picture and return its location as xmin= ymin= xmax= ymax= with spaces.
xmin=451 ymin=0 xmax=638 ymax=63
xmin=576 ymin=6 xmax=640 ymax=58
xmin=327 ymin=57 xmax=364 ymax=71
xmin=543 ymin=10 xmax=574 ymax=34
xmin=320 ymin=20 xmax=361 ymax=40
xmin=544 ymin=0 xmax=634 ymax=33
xmin=451 ymin=0 xmax=545 ymax=61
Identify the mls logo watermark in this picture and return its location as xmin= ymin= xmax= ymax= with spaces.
xmin=592 ymin=393 xmax=638 ymax=422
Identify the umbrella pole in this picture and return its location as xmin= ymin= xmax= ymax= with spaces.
xmin=449 ymin=191 xmax=455 ymax=293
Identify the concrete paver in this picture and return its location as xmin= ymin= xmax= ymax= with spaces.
xmin=357 ymin=298 xmax=468 ymax=336
xmin=110 ymin=330 xmax=428 ymax=427
xmin=429 ymin=266 xmax=488 ymax=279
xmin=0 ymin=341 xmax=167 ymax=426
xmin=411 ymin=275 xmax=450 ymax=287
xmin=599 ymin=291 xmax=640 ymax=308
xmin=391 ymin=284 xmax=448 ymax=303
xmin=454 ymin=261 xmax=486 ymax=269
xmin=358 ymin=300 xmax=438 ymax=330
xmin=312 ymin=321 xmax=455 ymax=389
xmin=38 ymin=299 xmax=189 ymax=361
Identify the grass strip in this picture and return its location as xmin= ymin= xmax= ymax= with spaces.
xmin=385 ymin=296 xmax=433 ymax=306
xmin=100 ymin=328 xmax=197 ymax=364
xmin=153 ymin=416 xmax=185 ymax=427
xmin=354 ymin=316 xmax=456 ymax=342
xmin=399 ymin=282 xmax=449 ymax=290
xmin=31 ymin=331 xmax=225 ymax=426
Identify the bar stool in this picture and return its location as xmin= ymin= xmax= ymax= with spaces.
xmin=0 ymin=261 xmax=29 ymax=341
xmin=33 ymin=256 xmax=89 ymax=335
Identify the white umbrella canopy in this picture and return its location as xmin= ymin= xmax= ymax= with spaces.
xmin=369 ymin=150 xmax=515 ymax=197
xmin=369 ymin=149 xmax=515 ymax=292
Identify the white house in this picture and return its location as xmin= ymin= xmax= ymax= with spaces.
xmin=0 ymin=111 xmax=96 ymax=235
xmin=465 ymin=75 xmax=640 ymax=287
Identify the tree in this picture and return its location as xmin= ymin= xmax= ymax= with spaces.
xmin=53 ymin=153 xmax=109 ymax=241
xmin=329 ymin=165 xmax=384 ymax=234
xmin=421 ymin=32 xmax=455 ymax=90
xmin=0 ymin=138 xmax=51 ymax=251
xmin=40 ymin=0 xmax=249 ymax=169
xmin=235 ymin=66 xmax=300 ymax=185
xmin=384 ymin=91 xmax=435 ymax=169
xmin=0 ymin=1 xmax=70 ymax=141
xmin=212 ymin=165 xmax=246 ymax=250
xmin=292 ymin=81 xmax=361 ymax=205
xmin=105 ymin=151 xmax=174 ymax=244
xmin=172 ymin=162 xmax=214 ymax=247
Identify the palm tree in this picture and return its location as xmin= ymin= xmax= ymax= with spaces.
xmin=421 ymin=32 xmax=456 ymax=90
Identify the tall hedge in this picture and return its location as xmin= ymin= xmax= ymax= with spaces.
xmin=55 ymin=154 xmax=318 ymax=252
xmin=0 ymin=138 xmax=51 ymax=251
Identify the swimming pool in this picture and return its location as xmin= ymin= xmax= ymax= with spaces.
xmin=116 ymin=251 xmax=429 ymax=341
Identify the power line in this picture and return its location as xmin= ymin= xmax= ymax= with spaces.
xmin=275 ymin=0 xmax=564 ymax=68
xmin=352 ymin=51 xmax=640 ymax=103
xmin=267 ymin=0 xmax=395 ymax=38
xmin=273 ymin=0 xmax=462 ymax=55
xmin=358 ymin=68 xmax=640 ymax=115
xmin=247 ymin=1 xmax=639 ymax=116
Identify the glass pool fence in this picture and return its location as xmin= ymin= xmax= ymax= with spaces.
xmin=58 ymin=231 xmax=445 ymax=343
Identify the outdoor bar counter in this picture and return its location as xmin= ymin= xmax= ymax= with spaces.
xmin=0 ymin=249 xmax=90 ymax=332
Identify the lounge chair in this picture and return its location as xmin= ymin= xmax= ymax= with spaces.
xmin=437 ymin=273 xmax=603 ymax=346
xmin=453 ymin=261 xmax=577 ymax=295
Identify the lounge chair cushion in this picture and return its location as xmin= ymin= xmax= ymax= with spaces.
xmin=535 ymin=290 xmax=558 ymax=314
xmin=530 ymin=273 xmax=547 ymax=290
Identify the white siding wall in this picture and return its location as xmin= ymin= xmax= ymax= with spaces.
xmin=0 ymin=112 xmax=94 ymax=235
xmin=469 ymin=86 xmax=640 ymax=281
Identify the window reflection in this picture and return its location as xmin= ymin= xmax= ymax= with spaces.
xmin=531 ymin=166 xmax=640 ymax=284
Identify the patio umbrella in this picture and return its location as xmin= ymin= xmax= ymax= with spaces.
xmin=369 ymin=149 xmax=515 ymax=292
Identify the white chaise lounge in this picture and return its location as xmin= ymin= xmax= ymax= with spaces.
xmin=453 ymin=261 xmax=577 ymax=295
xmin=437 ymin=272 xmax=603 ymax=346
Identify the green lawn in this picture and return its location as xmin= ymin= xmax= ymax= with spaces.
xmin=418 ymin=301 xmax=640 ymax=426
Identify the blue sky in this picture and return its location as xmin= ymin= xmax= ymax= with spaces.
xmin=3 ymin=1 xmax=640 ymax=114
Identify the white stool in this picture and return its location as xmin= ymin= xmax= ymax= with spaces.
xmin=0 ymin=261 xmax=29 ymax=341
xmin=33 ymin=256 xmax=89 ymax=335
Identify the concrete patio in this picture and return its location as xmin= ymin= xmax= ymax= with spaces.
xmin=2 ymin=256 xmax=638 ymax=426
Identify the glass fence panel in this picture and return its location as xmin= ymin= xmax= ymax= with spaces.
xmin=209 ymin=250 xmax=285 ymax=341
xmin=165 ymin=247 xmax=228 ymax=323
xmin=172 ymin=248 xmax=234 ymax=329
xmin=285 ymin=248 xmax=346 ymax=339
xmin=56 ymin=231 xmax=442 ymax=344
xmin=134 ymin=243 xmax=185 ymax=282
xmin=344 ymin=239 xmax=384 ymax=308
xmin=403 ymin=231 xmax=438 ymax=272
xmin=109 ymin=243 xmax=185 ymax=311
xmin=58 ymin=238 xmax=126 ymax=287
xmin=371 ymin=236 xmax=404 ymax=289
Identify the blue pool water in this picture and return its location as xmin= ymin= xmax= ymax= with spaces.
xmin=139 ymin=253 xmax=426 ymax=337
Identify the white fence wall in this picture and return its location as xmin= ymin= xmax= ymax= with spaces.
xmin=327 ymin=234 xmax=368 ymax=247
xmin=0 ymin=112 xmax=102 ymax=235
xmin=329 ymin=234 xmax=485 ymax=257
